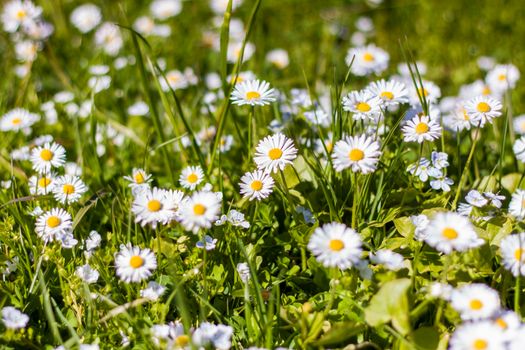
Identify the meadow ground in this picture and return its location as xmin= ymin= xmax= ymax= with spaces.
xmin=1 ymin=0 xmax=525 ymax=349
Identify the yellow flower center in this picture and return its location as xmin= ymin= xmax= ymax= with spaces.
xmin=168 ymin=74 xmax=180 ymax=83
xmin=16 ymin=10 xmax=26 ymax=19
xmin=40 ymin=149 xmax=53 ymax=161
xmin=496 ymin=318 xmax=508 ymax=329
xmin=268 ymin=148 xmax=283 ymax=160
xmin=193 ymin=203 xmax=206 ymax=216
xmin=418 ymin=88 xmax=429 ymax=97
xmin=473 ymin=339 xmax=487 ymax=350
xmin=356 ymin=102 xmax=371 ymax=112
xmin=12 ymin=117 xmax=22 ymax=125
xmin=415 ymin=122 xmax=429 ymax=134
xmin=38 ymin=177 xmax=51 ymax=188
xmin=326 ymin=141 xmax=333 ymax=153
xmin=187 ymin=173 xmax=199 ymax=184
xmin=498 ymin=74 xmax=506 ymax=81
xmin=477 ymin=102 xmax=491 ymax=113
xmin=329 ymin=239 xmax=345 ymax=251
xmin=129 ymin=255 xmax=144 ymax=268
xmin=514 ymin=248 xmax=524 ymax=261
xmin=469 ymin=299 xmax=483 ymax=310
xmin=442 ymin=227 xmax=458 ymax=240
xmin=47 ymin=216 xmax=61 ymax=228
xmin=482 ymin=86 xmax=491 ymax=95
xmin=246 ymin=91 xmax=261 ymax=100
xmin=63 ymin=184 xmax=75 ymax=194
xmin=348 ymin=148 xmax=364 ymax=161
xmin=134 ymin=172 xmax=145 ymax=184
xmin=363 ymin=52 xmax=374 ymax=62
xmin=175 ymin=335 xmax=190 ymax=346
xmin=380 ymin=91 xmax=394 ymax=100
xmin=462 ymin=109 xmax=470 ymax=121
xmin=147 ymin=199 xmax=162 ymax=212
xmin=250 ymin=180 xmax=263 ymax=191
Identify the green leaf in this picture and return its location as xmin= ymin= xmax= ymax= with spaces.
xmin=400 ymin=327 xmax=440 ymax=350
xmin=501 ymin=173 xmax=523 ymax=193
xmin=394 ymin=217 xmax=414 ymax=238
xmin=364 ymin=278 xmax=412 ymax=335
xmin=312 ymin=322 xmax=366 ymax=347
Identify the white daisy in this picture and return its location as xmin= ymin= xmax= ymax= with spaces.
xmin=508 ymin=189 xmax=525 ymax=220
xmin=140 ymin=281 xmax=166 ymax=301
xmin=450 ymin=283 xmax=501 ymax=321
xmin=150 ymin=0 xmax=182 ymax=20
xmin=70 ymin=3 xmax=101 ymax=33
xmin=464 ymin=96 xmax=502 ymax=127
xmin=115 ymin=244 xmax=157 ymax=283
xmin=94 ymin=22 xmax=123 ymax=56
xmin=486 ymin=64 xmax=520 ymax=94
xmin=132 ymin=187 xmax=178 ymax=229
xmin=179 ymin=165 xmax=204 ymax=191
xmin=345 ymin=44 xmax=389 ymax=76
xmin=239 ymin=170 xmax=275 ymax=201
xmin=30 ymin=141 xmax=66 ymax=174
xmin=365 ymin=79 xmax=408 ymax=107
xmin=369 ymin=249 xmax=404 ymax=270
xmin=513 ymin=115 xmax=525 ymax=135
xmin=230 ymin=80 xmax=276 ymax=106
xmin=35 ymin=208 xmax=73 ymax=243
xmin=266 ymin=49 xmax=289 ymax=69
xmin=254 ymin=133 xmax=297 ymax=173
xmin=52 ymin=175 xmax=88 ymax=204
xmin=160 ymin=69 xmax=189 ymax=91
xmin=449 ymin=321 xmax=506 ymax=350
xmin=501 ymin=233 xmax=525 ymax=276
xmin=342 ymin=90 xmax=382 ymax=120
xmin=75 ymin=264 xmax=99 ymax=284
xmin=1 ymin=306 xmax=29 ymax=329
xmin=28 ymin=172 xmax=57 ymax=195
xmin=443 ymin=106 xmax=473 ymax=132
xmin=408 ymin=80 xmax=441 ymax=106
xmin=123 ymin=168 xmax=152 ymax=191
xmin=179 ymin=191 xmax=221 ymax=233
xmin=2 ymin=0 xmax=42 ymax=33
xmin=210 ymin=0 xmax=243 ymax=14
xmin=423 ymin=211 xmax=483 ymax=254
xmin=402 ymin=115 xmax=442 ymax=143
xmin=226 ymin=41 xmax=255 ymax=64
xmin=514 ymin=136 xmax=525 ymax=163
xmin=307 ymin=222 xmax=363 ymax=270
xmin=0 ymin=108 xmax=39 ymax=132
xmin=331 ymin=134 xmax=381 ymax=173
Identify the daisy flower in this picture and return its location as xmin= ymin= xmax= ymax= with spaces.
xmin=115 ymin=244 xmax=157 ymax=283
xmin=30 ymin=141 xmax=66 ymax=174
xmin=464 ymin=96 xmax=502 ymax=127
xmin=123 ymin=168 xmax=152 ymax=190
xmin=342 ymin=90 xmax=382 ymax=120
xmin=35 ymin=208 xmax=73 ymax=242
xmin=345 ymin=44 xmax=389 ymax=76
xmin=501 ymin=233 xmax=525 ymax=276
xmin=365 ymin=79 xmax=408 ymax=107
xmin=70 ymin=3 xmax=101 ymax=33
xmin=94 ymin=22 xmax=123 ymax=56
xmin=423 ymin=211 xmax=483 ymax=254
xmin=0 ymin=108 xmax=39 ymax=132
xmin=266 ymin=49 xmax=289 ymax=69
xmin=132 ymin=187 xmax=178 ymax=229
xmin=75 ymin=264 xmax=99 ymax=284
xmin=179 ymin=165 xmax=204 ymax=191
xmin=486 ymin=64 xmax=520 ymax=93
xmin=307 ymin=222 xmax=362 ymax=270
xmin=28 ymin=172 xmax=56 ymax=195
xmin=408 ymin=80 xmax=441 ymax=106
xmin=1 ymin=306 xmax=29 ymax=329
xmin=150 ymin=0 xmax=182 ymax=20
xmin=450 ymin=283 xmax=501 ymax=320
xmin=239 ymin=170 xmax=275 ymax=201
xmin=369 ymin=249 xmax=404 ymax=270
xmin=179 ymin=191 xmax=221 ymax=233
xmin=254 ymin=133 xmax=297 ymax=173
xmin=443 ymin=106 xmax=473 ymax=132
xmin=331 ymin=134 xmax=381 ymax=173
xmin=52 ymin=175 xmax=88 ymax=204
xmin=513 ymin=115 xmax=525 ymax=135
xmin=2 ymin=0 xmax=42 ymax=33
xmin=514 ymin=136 xmax=525 ymax=163
xmin=508 ymin=189 xmax=525 ymax=220
xmin=230 ymin=80 xmax=276 ymax=106
xmin=449 ymin=321 xmax=506 ymax=350
xmin=140 ymin=281 xmax=166 ymax=301
xmin=402 ymin=115 xmax=441 ymax=143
